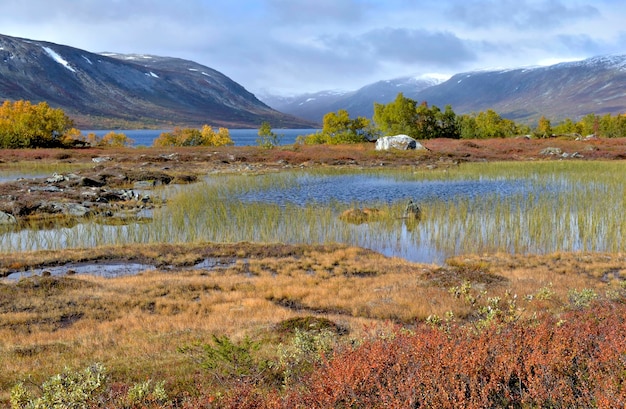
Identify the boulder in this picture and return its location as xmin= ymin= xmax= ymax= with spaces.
xmin=0 ymin=210 xmax=17 ymax=225
xmin=375 ymin=135 xmax=425 ymax=151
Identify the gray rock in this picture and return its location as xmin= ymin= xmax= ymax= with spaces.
xmin=92 ymin=156 xmax=112 ymax=163
xmin=80 ymin=177 xmax=105 ymax=187
xmin=0 ymin=210 xmax=17 ymax=225
xmin=54 ymin=202 xmax=92 ymax=217
xmin=46 ymin=173 xmax=67 ymax=183
xmin=375 ymin=135 xmax=426 ymax=151
xmin=540 ymin=147 xmax=563 ymax=156
xmin=403 ymin=199 xmax=422 ymax=219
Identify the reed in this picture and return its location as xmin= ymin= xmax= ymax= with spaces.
xmin=1 ymin=161 xmax=625 ymax=263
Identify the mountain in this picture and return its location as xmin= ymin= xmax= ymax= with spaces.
xmin=0 ymin=33 xmax=314 ymax=129
xmin=261 ymin=76 xmax=441 ymax=123
xmin=263 ymin=55 xmax=626 ymax=124
xmin=413 ymin=56 xmax=626 ymax=123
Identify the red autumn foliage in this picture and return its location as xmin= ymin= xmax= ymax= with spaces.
xmin=221 ymin=301 xmax=625 ymax=408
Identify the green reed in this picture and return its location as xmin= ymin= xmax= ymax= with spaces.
xmin=1 ymin=161 xmax=625 ymax=263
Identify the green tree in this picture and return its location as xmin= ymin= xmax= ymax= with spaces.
xmin=373 ymin=93 xmax=420 ymax=137
xmin=552 ymin=118 xmax=581 ymax=135
xmin=302 ymin=109 xmax=371 ymax=144
xmin=257 ymin=121 xmax=281 ymax=149
xmin=534 ymin=115 xmax=553 ymax=138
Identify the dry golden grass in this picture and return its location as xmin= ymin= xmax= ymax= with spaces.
xmin=1 ymin=242 xmax=624 ymax=403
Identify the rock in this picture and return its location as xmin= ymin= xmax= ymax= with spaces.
xmin=404 ymin=199 xmax=422 ymax=220
xmin=540 ymin=147 xmax=563 ymax=156
xmin=92 ymin=156 xmax=112 ymax=163
xmin=80 ymin=177 xmax=105 ymax=187
xmin=46 ymin=173 xmax=67 ymax=183
xmin=133 ymin=180 xmax=157 ymax=189
xmin=375 ymin=135 xmax=426 ymax=151
xmin=0 ymin=210 xmax=17 ymax=225
xmin=39 ymin=202 xmax=92 ymax=218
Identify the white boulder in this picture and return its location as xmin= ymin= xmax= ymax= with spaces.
xmin=375 ymin=135 xmax=425 ymax=151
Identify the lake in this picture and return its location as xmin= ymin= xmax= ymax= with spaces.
xmin=82 ymin=128 xmax=320 ymax=147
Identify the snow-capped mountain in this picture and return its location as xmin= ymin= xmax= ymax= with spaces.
xmin=262 ymin=55 xmax=626 ymax=124
xmin=0 ymin=33 xmax=314 ymax=129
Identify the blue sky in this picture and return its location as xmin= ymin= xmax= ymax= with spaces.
xmin=1 ymin=0 xmax=624 ymax=95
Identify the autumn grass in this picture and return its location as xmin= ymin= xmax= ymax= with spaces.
xmin=1 ymin=241 xmax=625 ymax=404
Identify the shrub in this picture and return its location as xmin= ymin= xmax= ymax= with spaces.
xmin=153 ymin=125 xmax=233 ymax=147
xmin=283 ymin=302 xmax=626 ymax=408
xmin=10 ymin=363 xmax=106 ymax=409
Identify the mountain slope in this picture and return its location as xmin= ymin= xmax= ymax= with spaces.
xmin=413 ymin=56 xmax=626 ymax=123
xmin=0 ymin=34 xmax=313 ymax=128
xmin=261 ymin=76 xmax=441 ymax=123
xmin=263 ymin=56 xmax=626 ymax=124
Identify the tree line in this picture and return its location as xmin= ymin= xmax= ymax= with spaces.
xmin=299 ymin=92 xmax=626 ymax=144
xmin=2 ymin=97 xmax=626 ymax=149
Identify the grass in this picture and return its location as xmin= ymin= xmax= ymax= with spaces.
xmin=0 ymin=242 xmax=624 ymax=404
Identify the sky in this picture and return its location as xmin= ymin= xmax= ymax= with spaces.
xmin=1 ymin=0 xmax=625 ymax=96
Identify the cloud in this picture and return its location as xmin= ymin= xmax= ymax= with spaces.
xmin=447 ymin=0 xmax=599 ymax=29
xmin=0 ymin=0 xmax=624 ymax=95
xmin=357 ymin=28 xmax=476 ymax=66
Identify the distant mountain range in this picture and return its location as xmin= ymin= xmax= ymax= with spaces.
xmin=1 ymin=33 xmax=625 ymax=129
xmin=262 ymin=56 xmax=626 ymax=124
xmin=260 ymin=76 xmax=442 ymax=125
xmin=0 ymin=33 xmax=313 ymax=129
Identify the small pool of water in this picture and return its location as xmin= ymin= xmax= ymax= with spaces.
xmin=236 ymin=173 xmax=533 ymax=206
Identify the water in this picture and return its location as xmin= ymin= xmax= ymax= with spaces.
xmin=1 ymin=166 xmax=623 ymax=269
xmin=82 ymin=128 xmax=319 ymax=147
xmin=237 ymin=173 xmax=530 ymax=206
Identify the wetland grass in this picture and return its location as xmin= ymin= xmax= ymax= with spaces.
xmin=1 ymin=161 xmax=625 ymax=263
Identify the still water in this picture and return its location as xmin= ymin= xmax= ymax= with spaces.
xmin=1 ymin=163 xmax=624 ymax=267
xmin=83 ymin=128 xmax=319 ymax=147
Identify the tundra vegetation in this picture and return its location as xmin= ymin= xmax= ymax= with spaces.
xmin=0 ymin=98 xmax=626 ymax=407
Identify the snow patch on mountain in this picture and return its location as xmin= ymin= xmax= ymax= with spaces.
xmin=41 ymin=46 xmax=75 ymax=73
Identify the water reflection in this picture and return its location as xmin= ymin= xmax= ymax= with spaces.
xmin=1 ymin=166 xmax=623 ymax=266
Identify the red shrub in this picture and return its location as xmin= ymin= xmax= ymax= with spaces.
xmin=282 ymin=302 xmax=626 ymax=408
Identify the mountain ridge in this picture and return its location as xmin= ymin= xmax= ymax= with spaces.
xmin=262 ymin=55 xmax=626 ymax=124
xmin=0 ymin=33 xmax=314 ymax=129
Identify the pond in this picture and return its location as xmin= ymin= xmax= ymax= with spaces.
xmin=1 ymin=161 xmax=625 ymax=265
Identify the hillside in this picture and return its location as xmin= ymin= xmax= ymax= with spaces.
xmin=414 ymin=56 xmax=626 ymax=123
xmin=261 ymin=76 xmax=440 ymax=123
xmin=264 ymin=55 xmax=626 ymax=124
xmin=0 ymin=33 xmax=314 ymax=129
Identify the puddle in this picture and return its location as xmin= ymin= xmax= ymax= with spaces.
xmin=3 ymin=257 xmax=237 ymax=281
